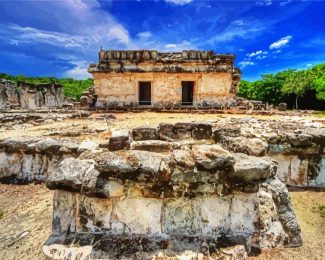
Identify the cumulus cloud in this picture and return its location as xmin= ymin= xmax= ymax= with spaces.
xmin=256 ymin=0 xmax=272 ymax=6
xmin=269 ymin=35 xmax=292 ymax=49
xmin=238 ymin=61 xmax=256 ymax=69
xmin=246 ymin=50 xmax=268 ymax=58
xmin=165 ymin=0 xmax=193 ymax=5
xmin=164 ymin=41 xmax=193 ymax=51
xmin=136 ymin=31 xmax=152 ymax=39
xmin=64 ymin=60 xmax=91 ymax=80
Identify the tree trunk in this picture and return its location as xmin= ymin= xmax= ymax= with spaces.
xmin=295 ymin=95 xmax=299 ymax=110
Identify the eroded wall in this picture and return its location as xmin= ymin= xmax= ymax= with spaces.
xmin=93 ymin=72 xmax=234 ymax=107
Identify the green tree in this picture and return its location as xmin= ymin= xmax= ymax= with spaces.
xmin=281 ymin=69 xmax=311 ymax=109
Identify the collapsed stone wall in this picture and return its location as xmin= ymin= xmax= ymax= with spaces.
xmin=43 ymin=124 xmax=302 ymax=259
xmin=0 ymin=80 xmax=66 ymax=110
xmin=18 ymin=82 xmax=64 ymax=109
xmin=0 ymin=79 xmax=20 ymax=109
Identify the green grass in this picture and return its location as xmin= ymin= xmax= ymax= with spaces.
xmin=319 ymin=205 xmax=325 ymax=218
xmin=313 ymin=111 xmax=325 ymax=118
xmin=0 ymin=210 xmax=3 ymax=220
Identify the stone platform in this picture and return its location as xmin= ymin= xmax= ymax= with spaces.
xmin=42 ymin=121 xmax=306 ymax=259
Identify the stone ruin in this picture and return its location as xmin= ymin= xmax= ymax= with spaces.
xmin=18 ymin=81 xmax=64 ymax=109
xmin=88 ymin=50 xmax=242 ymax=109
xmin=0 ymin=79 xmax=20 ymax=109
xmin=1 ymin=117 xmax=324 ymax=258
xmin=0 ymin=79 xmax=65 ymax=110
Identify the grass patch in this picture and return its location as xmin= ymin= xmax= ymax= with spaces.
xmin=319 ymin=205 xmax=325 ymax=218
xmin=313 ymin=111 xmax=325 ymax=118
xmin=0 ymin=210 xmax=4 ymax=220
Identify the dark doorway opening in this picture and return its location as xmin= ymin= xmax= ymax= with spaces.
xmin=139 ymin=82 xmax=151 ymax=105
xmin=181 ymin=81 xmax=194 ymax=105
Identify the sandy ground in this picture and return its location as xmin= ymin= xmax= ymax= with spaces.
xmin=0 ymin=112 xmax=324 ymax=142
xmin=0 ymin=184 xmax=324 ymax=260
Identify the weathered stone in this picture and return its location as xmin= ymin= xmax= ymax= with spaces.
xmin=46 ymin=158 xmax=96 ymax=191
xmin=35 ymin=138 xmax=61 ymax=155
xmin=77 ymin=140 xmax=98 ymax=154
xmin=108 ymin=129 xmax=131 ymax=151
xmin=266 ymin=178 xmax=302 ymax=247
xmin=131 ymin=127 xmax=158 ymax=141
xmin=192 ymin=144 xmax=234 ymax=170
xmin=278 ymin=103 xmax=287 ymax=111
xmin=192 ymin=123 xmax=212 ymax=140
xmin=231 ymin=153 xmax=277 ymax=182
xmin=286 ymin=132 xmax=313 ymax=147
xmin=112 ymin=197 xmax=162 ymax=235
xmin=130 ymin=140 xmax=172 ymax=152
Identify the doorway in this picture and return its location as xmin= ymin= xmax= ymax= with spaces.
xmin=139 ymin=81 xmax=151 ymax=105
xmin=181 ymin=81 xmax=194 ymax=105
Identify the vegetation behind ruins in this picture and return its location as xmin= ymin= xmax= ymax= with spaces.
xmin=0 ymin=73 xmax=93 ymax=101
xmin=239 ymin=64 xmax=325 ymax=110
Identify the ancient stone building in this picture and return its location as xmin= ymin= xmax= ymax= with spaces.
xmin=88 ymin=50 xmax=241 ymax=108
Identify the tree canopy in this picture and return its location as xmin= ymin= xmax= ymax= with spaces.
xmin=238 ymin=64 xmax=325 ymax=110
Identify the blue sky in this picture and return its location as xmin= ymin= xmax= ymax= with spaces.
xmin=0 ymin=0 xmax=324 ymax=81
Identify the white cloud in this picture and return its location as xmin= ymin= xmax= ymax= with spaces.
xmin=207 ymin=19 xmax=265 ymax=45
xmin=64 ymin=60 xmax=91 ymax=80
xmin=137 ymin=31 xmax=152 ymax=39
xmin=238 ymin=61 xmax=256 ymax=69
xmin=306 ymin=63 xmax=312 ymax=68
xmin=163 ymin=41 xmax=193 ymax=51
xmin=165 ymin=43 xmax=177 ymax=48
xmin=280 ymin=0 xmax=293 ymax=6
xmin=256 ymin=0 xmax=272 ymax=6
xmin=7 ymin=24 xmax=88 ymax=48
xmin=269 ymin=35 xmax=292 ymax=49
xmin=165 ymin=0 xmax=193 ymax=5
xmin=107 ymin=26 xmax=130 ymax=45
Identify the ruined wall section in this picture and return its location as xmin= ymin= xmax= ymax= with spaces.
xmin=0 ymin=79 xmax=20 ymax=109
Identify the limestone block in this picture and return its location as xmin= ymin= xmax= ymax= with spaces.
xmin=197 ymin=196 xmax=231 ymax=235
xmin=192 ymin=123 xmax=212 ymax=140
xmin=230 ymin=193 xmax=257 ymax=235
xmin=52 ymin=190 xmax=79 ymax=235
xmin=112 ymin=197 xmax=162 ymax=235
xmin=108 ymin=129 xmax=131 ymax=151
xmin=35 ymin=138 xmax=61 ymax=155
xmin=77 ymin=196 xmax=112 ymax=232
xmin=46 ymin=158 xmax=96 ymax=191
xmin=192 ymin=144 xmax=234 ymax=170
xmin=231 ymin=153 xmax=277 ymax=182
xmin=130 ymin=140 xmax=172 ymax=152
xmin=131 ymin=127 xmax=158 ymax=141
xmin=164 ymin=198 xmax=200 ymax=235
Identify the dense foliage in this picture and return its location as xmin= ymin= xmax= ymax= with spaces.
xmin=0 ymin=73 xmax=93 ymax=101
xmin=238 ymin=64 xmax=325 ymax=109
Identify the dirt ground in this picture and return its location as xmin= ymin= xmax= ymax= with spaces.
xmin=0 ymin=112 xmax=324 ymax=142
xmin=0 ymin=183 xmax=324 ymax=260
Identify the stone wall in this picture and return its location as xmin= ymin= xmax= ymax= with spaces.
xmin=43 ymin=123 xmax=302 ymax=258
xmin=1 ymin=118 xmax=324 ymax=188
xmin=19 ymin=82 xmax=64 ymax=109
xmin=89 ymin=50 xmax=241 ymax=108
xmin=93 ymin=72 xmax=235 ymax=108
xmin=0 ymin=79 xmax=19 ymax=109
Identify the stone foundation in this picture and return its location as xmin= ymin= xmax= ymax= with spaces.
xmin=42 ymin=120 xmax=306 ymax=259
